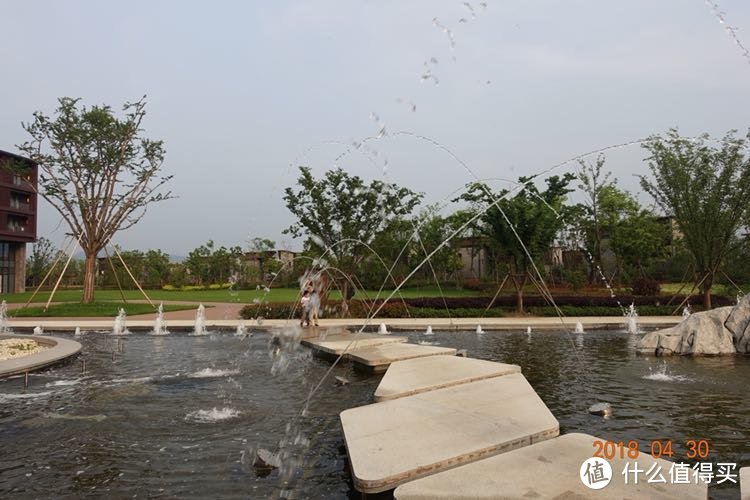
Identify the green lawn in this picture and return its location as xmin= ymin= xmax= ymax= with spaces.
xmin=8 ymin=302 xmax=195 ymax=318
xmin=0 ymin=286 xmax=480 ymax=304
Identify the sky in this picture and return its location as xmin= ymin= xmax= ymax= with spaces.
xmin=2 ymin=0 xmax=750 ymax=256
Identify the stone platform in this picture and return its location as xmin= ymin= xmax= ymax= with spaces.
xmin=340 ymin=373 xmax=559 ymax=493
xmin=374 ymin=356 xmax=520 ymax=401
xmin=394 ymin=432 xmax=707 ymax=499
xmin=346 ymin=343 xmax=456 ymax=373
xmin=301 ymin=332 xmax=406 ymax=357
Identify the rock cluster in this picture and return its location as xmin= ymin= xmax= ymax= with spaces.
xmin=0 ymin=338 xmax=48 ymax=361
xmin=637 ymin=295 xmax=750 ymax=356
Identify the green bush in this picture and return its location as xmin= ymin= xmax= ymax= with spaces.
xmin=631 ymin=277 xmax=660 ymax=296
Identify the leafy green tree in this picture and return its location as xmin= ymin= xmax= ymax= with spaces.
xmin=26 ymin=237 xmax=58 ymax=288
xmin=574 ymin=155 xmax=639 ymax=280
xmin=365 ymin=208 xmax=464 ymax=289
xmin=283 ymin=167 xmax=423 ymax=314
xmin=640 ymin=129 xmax=750 ymax=308
xmin=185 ymin=240 xmax=242 ymax=285
xmin=248 ymin=237 xmax=276 ymax=281
xmin=143 ymin=249 xmax=172 ymax=287
xmin=610 ymin=211 xmax=668 ymax=279
xmin=185 ymin=240 xmax=213 ymax=285
xmin=17 ymin=97 xmax=173 ymax=303
xmin=575 ymin=154 xmax=611 ymax=273
xmin=460 ymin=174 xmax=574 ymax=313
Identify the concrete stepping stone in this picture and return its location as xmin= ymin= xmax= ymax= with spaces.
xmin=301 ymin=332 xmax=406 ymax=356
xmin=374 ymin=356 xmax=521 ymax=401
xmin=347 ymin=343 xmax=456 ymax=373
xmin=742 ymin=467 xmax=750 ymax=499
xmin=340 ymin=373 xmax=559 ymax=494
xmin=395 ymin=432 xmax=707 ymax=499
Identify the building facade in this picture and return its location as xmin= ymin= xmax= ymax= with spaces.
xmin=0 ymin=150 xmax=38 ymax=293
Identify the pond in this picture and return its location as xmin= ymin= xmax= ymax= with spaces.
xmin=0 ymin=328 xmax=747 ymax=498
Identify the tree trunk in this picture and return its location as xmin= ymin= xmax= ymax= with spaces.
xmin=702 ymin=279 xmax=712 ymax=310
xmin=340 ymin=279 xmax=349 ymax=317
xmin=510 ymin=273 xmax=527 ymax=314
xmin=82 ymin=251 xmax=97 ymax=304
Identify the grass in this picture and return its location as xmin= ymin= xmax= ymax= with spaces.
xmin=0 ymin=286 xmax=481 ymax=305
xmin=8 ymin=302 xmax=195 ymax=318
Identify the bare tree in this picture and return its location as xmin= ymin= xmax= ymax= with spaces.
xmin=17 ymin=97 xmax=173 ymax=303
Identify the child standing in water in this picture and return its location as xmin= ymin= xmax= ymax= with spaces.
xmin=300 ymin=290 xmax=311 ymax=327
xmin=309 ymin=290 xmax=320 ymax=327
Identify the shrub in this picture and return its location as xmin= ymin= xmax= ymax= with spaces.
xmin=631 ymin=277 xmax=660 ymax=296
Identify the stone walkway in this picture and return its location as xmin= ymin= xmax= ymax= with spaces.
xmin=299 ymin=328 xmax=713 ymax=496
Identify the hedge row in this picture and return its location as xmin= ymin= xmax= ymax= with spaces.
xmin=238 ymin=294 xmax=728 ymax=320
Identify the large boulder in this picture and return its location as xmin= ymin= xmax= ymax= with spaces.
xmin=637 ymin=306 xmax=735 ymax=356
xmin=726 ymin=294 xmax=750 ymax=353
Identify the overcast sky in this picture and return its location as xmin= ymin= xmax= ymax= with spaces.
xmin=2 ymin=1 xmax=750 ymax=256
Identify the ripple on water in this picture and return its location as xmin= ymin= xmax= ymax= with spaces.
xmin=189 ymin=368 xmax=240 ymax=378
xmin=185 ymin=407 xmax=241 ymax=423
xmin=642 ymin=364 xmax=691 ymax=382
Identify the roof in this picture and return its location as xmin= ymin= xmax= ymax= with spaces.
xmin=0 ymin=149 xmax=35 ymax=165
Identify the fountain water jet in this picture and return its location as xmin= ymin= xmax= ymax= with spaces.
xmin=193 ymin=304 xmax=207 ymax=336
xmin=236 ymin=320 xmax=248 ymax=337
xmin=378 ymin=323 xmax=389 ymax=335
xmin=476 ymin=325 xmax=484 ymax=334
xmin=682 ymin=304 xmax=692 ymax=320
xmin=625 ymin=303 xmax=639 ymax=334
xmin=74 ymin=326 xmax=81 ymax=337
xmin=425 ymin=325 xmax=433 ymax=335
xmin=112 ymin=308 xmax=129 ymax=335
xmin=574 ymin=321 xmax=584 ymax=334
xmin=33 ymin=326 xmax=43 ymax=336
xmin=152 ymin=303 xmax=169 ymax=335
xmin=0 ymin=300 xmax=9 ymax=334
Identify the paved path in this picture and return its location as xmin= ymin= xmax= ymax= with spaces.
xmin=3 ymin=312 xmax=683 ymax=333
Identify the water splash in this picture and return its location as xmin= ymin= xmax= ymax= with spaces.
xmin=643 ymin=363 xmax=691 ymax=382
xmin=152 ymin=303 xmax=169 ymax=336
xmin=425 ymin=325 xmax=434 ymax=335
xmin=574 ymin=321 xmax=584 ymax=334
xmin=189 ymin=368 xmax=240 ymax=379
xmin=112 ymin=308 xmax=129 ymax=335
xmin=682 ymin=304 xmax=692 ymax=320
xmin=192 ymin=304 xmax=207 ymax=336
xmin=704 ymin=0 xmax=750 ymax=65
xmin=0 ymin=300 xmax=9 ymax=334
xmin=74 ymin=327 xmax=81 ymax=337
xmin=185 ymin=407 xmax=240 ymax=423
xmin=270 ymin=328 xmax=303 ymax=376
xmin=526 ymin=326 xmax=532 ymax=335
xmin=378 ymin=323 xmax=389 ymax=335
xmin=624 ymin=303 xmax=640 ymax=334
xmin=33 ymin=326 xmax=43 ymax=336
xmin=432 ymin=17 xmax=456 ymax=52
xmin=236 ymin=320 xmax=248 ymax=337
xmin=476 ymin=325 xmax=484 ymax=334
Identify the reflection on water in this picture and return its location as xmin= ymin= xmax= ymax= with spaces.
xmin=0 ymin=330 xmax=747 ymax=498
xmin=0 ymin=332 xmax=377 ymax=498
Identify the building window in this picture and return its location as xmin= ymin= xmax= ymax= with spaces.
xmin=7 ymin=215 xmax=27 ymax=232
xmin=0 ymin=243 xmax=15 ymax=293
xmin=9 ymin=192 xmax=30 ymax=211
